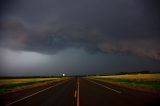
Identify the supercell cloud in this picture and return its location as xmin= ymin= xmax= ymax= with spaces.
xmin=0 ymin=0 xmax=159 ymax=60
xmin=0 ymin=0 xmax=160 ymax=76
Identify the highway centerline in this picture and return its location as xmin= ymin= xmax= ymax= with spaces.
xmin=86 ymin=79 xmax=121 ymax=94
xmin=74 ymin=90 xmax=77 ymax=98
xmin=6 ymin=80 xmax=69 ymax=106
xmin=77 ymin=78 xmax=80 ymax=106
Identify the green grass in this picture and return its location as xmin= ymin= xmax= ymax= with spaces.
xmin=0 ymin=77 xmax=68 ymax=93
xmin=87 ymin=74 xmax=160 ymax=89
xmin=94 ymin=78 xmax=160 ymax=88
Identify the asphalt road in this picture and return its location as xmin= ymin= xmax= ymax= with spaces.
xmin=0 ymin=78 xmax=160 ymax=106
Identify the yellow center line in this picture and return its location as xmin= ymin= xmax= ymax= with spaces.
xmin=77 ymin=78 xmax=80 ymax=106
xmin=74 ymin=90 xmax=77 ymax=98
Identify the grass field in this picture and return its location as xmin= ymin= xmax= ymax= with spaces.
xmin=87 ymin=74 xmax=160 ymax=89
xmin=0 ymin=77 xmax=68 ymax=93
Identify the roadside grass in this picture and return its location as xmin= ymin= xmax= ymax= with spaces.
xmin=0 ymin=77 xmax=68 ymax=93
xmin=87 ymin=74 xmax=160 ymax=89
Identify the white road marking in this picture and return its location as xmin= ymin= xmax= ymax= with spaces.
xmin=6 ymin=80 xmax=68 ymax=106
xmin=86 ymin=79 xmax=121 ymax=94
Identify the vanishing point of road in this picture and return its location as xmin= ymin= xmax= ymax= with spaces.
xmin=0 ymin=78 xmax=160 ymax=106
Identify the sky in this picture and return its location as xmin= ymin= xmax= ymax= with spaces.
xmin=0 ymin=0 xmax=160 ymax=76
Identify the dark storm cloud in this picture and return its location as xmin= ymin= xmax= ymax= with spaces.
xmin=0 ymin=0 xmax=160 ymax=60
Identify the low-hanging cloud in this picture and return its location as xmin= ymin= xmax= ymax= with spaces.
xmin=0 ymin=0 xmax=160 ymax=61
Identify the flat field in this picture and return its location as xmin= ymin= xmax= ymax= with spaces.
xmin=87 ymin=74 xmax=160 ymax=89
xmin=0 ymin=77 xmax=68 ymax=93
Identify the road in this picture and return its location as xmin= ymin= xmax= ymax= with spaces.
xmin=0 ymin=77 xmax=160 ymax=106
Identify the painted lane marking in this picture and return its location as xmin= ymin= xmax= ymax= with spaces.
xmin=86 ymin=79 xmax=121 ymax=94
xmin=6 ymin=80 xmax=68 ymax=106
xmin=77 ymin=79 xmax=80 ymax=106
xmin=74 ymin=90 xmax=77 ymax=98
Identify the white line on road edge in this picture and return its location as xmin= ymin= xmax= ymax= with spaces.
xmin=86 ymin=79 xmax=121 ymax=94
xmin=6 ymin=80 xmax=68 ymax=106
xmin=77 ymin=79 xmax=80 ymax=106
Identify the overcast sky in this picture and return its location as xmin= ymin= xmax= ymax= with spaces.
xmin=0 ymin=0 xmax=160 ymax=76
